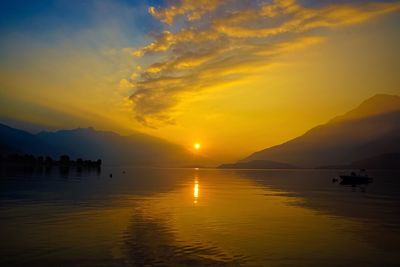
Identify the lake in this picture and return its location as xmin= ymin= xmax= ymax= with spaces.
xmin=0 ymin=167 xmax=399 ymax=266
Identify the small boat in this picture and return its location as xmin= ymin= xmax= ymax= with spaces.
xmin=339 ymin=169 xmax=373 ymax=185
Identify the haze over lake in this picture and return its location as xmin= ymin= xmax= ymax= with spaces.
xmin=1 ymin=168 xmax=399 ymax=266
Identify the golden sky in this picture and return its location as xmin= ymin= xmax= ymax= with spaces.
xmin=0 ymin=0 xmax=399 ymax=162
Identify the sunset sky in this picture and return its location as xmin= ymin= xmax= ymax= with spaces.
xmin=1 ymin=0 xmax=399 ymax=161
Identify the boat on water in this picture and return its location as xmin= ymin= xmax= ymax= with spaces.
xmin=339 ymin=169 xmax=373 ymax=185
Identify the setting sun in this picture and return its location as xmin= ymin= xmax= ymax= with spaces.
xmin=194 ymin=143 xmax=201 ymax=150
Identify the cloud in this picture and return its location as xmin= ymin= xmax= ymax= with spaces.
xmin=148 ymin=0 xmax=221 ymax=25
xmin=127 ymin=0 xmax=400 ymax=127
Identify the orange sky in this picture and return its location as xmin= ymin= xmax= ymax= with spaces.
xmin=0 ymin=0 xmax=399 ymax=162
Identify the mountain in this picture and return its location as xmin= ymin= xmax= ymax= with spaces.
xmin=0 ymin=123 xmax=197 ymax=166
xmin=0 ymin=123 xmax=56 ymax=155
xmin=319 ymin=153 xmax=400 ymax=169
xmin=218 ymin=160 xmax=297 ymax=169
xmin=239 ymin=94 xmax=400 ymax=168
xmin=36 ymin=127 xmax=194 ymax=165
xmin=349 ymin=153 xmax=400 ymax=169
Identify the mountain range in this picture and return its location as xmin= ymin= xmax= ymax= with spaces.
xmin=2 ymin=94 xmax=399 ymax=168
xmin=0 ymin=124 xmax=198 ymax=166
xmin=222 ymin=94 xmax=400 ymax=169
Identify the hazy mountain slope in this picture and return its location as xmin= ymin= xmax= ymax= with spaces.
xmin=36 ymin=127 xmax=194 ymax=165
xmin=0 ymin=123 xmax=55 ymax=155
xmin=1 ymin=123 xmax=197 ymax=166
xmin=218 ymin=160 xmax=297 ymax=169
xmin=350 ymin=153 xmax=400 ymax=169
xmin=329 ymin=94 xmax=400 ymax=123
xmin=319 ymin=153 xmax=400 ymax=169
xmin=241 ymin=94 xmax=400 ymax=168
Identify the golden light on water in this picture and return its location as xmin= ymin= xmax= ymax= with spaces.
xmin=193 ymin=178 xmax=199 ymax=204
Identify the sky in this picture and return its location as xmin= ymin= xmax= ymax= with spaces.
xmin=0 ymin=0 xmax=399 ymax=162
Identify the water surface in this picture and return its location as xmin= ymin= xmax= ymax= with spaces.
xmin=1 ymin=167 xmax=399 ymax=266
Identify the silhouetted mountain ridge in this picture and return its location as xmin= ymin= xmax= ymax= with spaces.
xmin=1 ymin=124 xmax=197 ymax=166
xmin=218 ymin=160 xmax=297 ymax=169
xmin=238 ymin=94 xmax=400 ymax=168
xmin=329 ymin=94 xmax=400 ymax=123
xmin=318 ymin=153 xmax=400 ymax=169
xmin=0 ymin=123 xmax=57 ymax=155
xmin=37 ymin=127 xmax=194 ymax=165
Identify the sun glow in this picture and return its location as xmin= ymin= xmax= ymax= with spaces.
xmin=194 ymin=143 xmax=201 ymax=150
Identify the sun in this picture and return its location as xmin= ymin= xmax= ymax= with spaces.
xmin=194 ymin=143 xmax=201 ymax=150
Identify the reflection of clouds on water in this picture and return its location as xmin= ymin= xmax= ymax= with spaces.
xmin=123 ymin=205 xmax=246 ymax=266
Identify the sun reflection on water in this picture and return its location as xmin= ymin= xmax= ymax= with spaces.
xmin=193 ymin=177 xmax=199 ymax=204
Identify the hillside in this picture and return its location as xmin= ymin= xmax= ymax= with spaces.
xmin=239 ymin=94 xmax=400 ymax=168
xmin=319 ymin=153 xmax=400 ymax=169
xmin=0 ymin=124 xmax=197 ymax=166
xmin=218 ymin=160 xmax=297 ymax=169
xmin=350 ymin=153 xmax=400 ymax=169
xmin=36 ymin=127 xmax=194 ymax=165
xmin=0 ymin=123 xmax=56 ymax=155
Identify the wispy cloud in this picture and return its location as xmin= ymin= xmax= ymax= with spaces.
xmin=127 ymin=0 xmax=400 ymax=127
xmin=148 ymin=0 xmax=221 ymax=25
